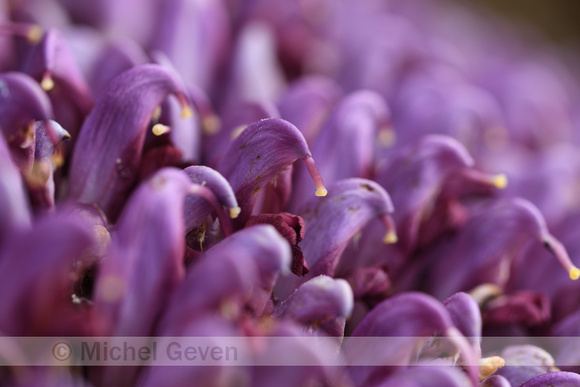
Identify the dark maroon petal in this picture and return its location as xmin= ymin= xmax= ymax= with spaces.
xmin=0 ymin=72 xmax=53 ymax=147
xmin=347 ymin=292 xmax=479 ymax=386
xmin=157 ymin=225 xmax=291 ymax=332
xmin=483 ymin=291 xmax=550 ymax=327
xmin=345 ymin=267 xmax=391 ymax=299
xmin=0 ymin=133 xmax=31 ymax=247
xmin=290 ymin=90 xmax=392 ymax=211
xmin=182 ymin=165 xmax=239 ymax=236
xmin=0 ymin=210 xmax=94 ymax=336
xmin=496 ymin=345 xmax=559 ymax=387
xmin=520 ymin=372 xmax=580 ymax=387
xmin=93 ymin=168 xmax=192 ymax=335
xmin=247 ymin=212 xmax=306 ymax=275
xmin=217 ymin=117 xmax=326 ymax=227
xmin=68 ymin=64 xmax=192 ymax=220
xmin=275 ymin=275 xmax=353 ymax=335
xmin=277 ymin=75 xmax=343 ymax=144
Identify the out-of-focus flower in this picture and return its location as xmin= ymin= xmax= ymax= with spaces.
xmin=1 ymin=0 xmax=580 ymax=386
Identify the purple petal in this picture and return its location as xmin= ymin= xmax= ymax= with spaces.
xmin=204 ymin=100 xmax=279 ymax=167
xmin=157 ymin=224 xmax=291 ymax=332
xmin=0 ymin=72 xmax=53 ymax=153
xmin=182 ymin=165 xmax=239 ymax=237
xmin=275 ymin=178 xmax=396 ymax=300
xmin=0 ymin=133 xmax=31 ymax=246
xmin=22 ymin=28 xmax=93 ymax=135
xmin=444 ymin=292 xmax=482 ymax=350
xmin=347 ymin=292 xmax=479 ymax=386
xmin=88 ymin=37 xmax=149 ymax=97
xmin=290 ymin=90 xmax=392 ymax=211
xmin=217 ymin=117 xmax=327 ymax=227
xmin=378 ymin=366 xmax=471 ymax=387
xmin=520 ymin=372 xmax=580 ymax=387
xmin=495 ymin=345 xmax=559 ymax=387
xmin=67 ymin=64 xmax=192 ymax=220
xmin=90 ymin=168 xmax=193 ymax=387
xmin=277 ymin=75 xmax=344 ymax=144
xmin=425 ymin=198 xmax=579 ymax=299
xmin=93 ymin=168 xmax=192 ymax=336
xmin=275 ymin=275 xmax=353 ymax=336
xmin=0 ymin=210 xmax=94 ymax=336
xmin=151 ymin=0 xmax=230 ymax=91
xmin=479 ymin=375 xmax=511 ymax=387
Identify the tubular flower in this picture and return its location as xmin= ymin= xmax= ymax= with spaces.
xmin=1 ymin=0 xmax=580 ymax=386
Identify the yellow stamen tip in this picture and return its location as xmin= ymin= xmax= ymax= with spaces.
xmin=570 ymin=267 xmax=580 ymax=280
xmin=479 ymin=356 xmax=505 ymax=380
xmin=27 ymin=25 xmax=44 ymax=44
xmin=41 ymin=75 xmax=54 ymax=91
xmin=203 ymin=115 xmax=221 ymax=135
xmin=383 ymin=231 xmax=398 ymax=244
xmin=493 ymin=174 xmax=508 ymax=189
xmin=180 ymin=105 xmax=193 ymax=119
xmin=231 ymin=125 xmax=247 ymax=140
xmin=377 ymin=126 xmax=396 ymax=147
xmin=229 ymin=206 xmax=241 ymax=219
xmin=152 ymin=123 xmax=170 ymax=136
xmin=315 ymin=187 xmax=328 ymax=197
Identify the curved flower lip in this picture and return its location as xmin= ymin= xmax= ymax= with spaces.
xmin=275 ymin=178 xmax=396 ymax=301
xmin=496 ymin=345 xmax=559 ymax=386
xmin=275 ymin=275 xmax=354 ymax=325
xmin=157 ymin=224 xmax=291 ymax=332
xmin=443 ymin=292 xmax=482 ymax=350
xmin=0 ymin=72 xmax=53 ymax=143
xmin=289 ymin=89 xmax=392 ymax=211
xmin=182 ymin=165 xmax=239 ymax=235
xmin=67 ymin=64 xmax=192 ymax=220
xmin=23 ymin=28 xmax=94 ymax=114
xmin=426 ymin=198 xmax=579 ymax=300
xmin=217 ymin=117 xmax=327 ymax=226
xmin=346 ymin=292 xmax=479 ymax=386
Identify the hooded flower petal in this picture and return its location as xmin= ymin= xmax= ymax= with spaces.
xmin=425 ymin=198 xmax=579 ymax=299
xmin=275 ymin=275 xmax=354 ymax=337
xmin=0 ymin=133 xmax=31 ymax=247
xmin=68 ymin=64 xmax=191 ymax=220
xmin=444 ymin=292 xmax=482 ymax=354
xmin=495 ymin=345 xmax=560 ymax=387
xmin=0 ymin=210 xmax=94 ymax=336
xmin=93 ymin=168 xmax=192 ymax=335
xmin=346 ymin=292 xmax=479 ymax=386
xmin=0 ymin=72 xmax=53 ymax=156
xmin=217 ymin=117 xmax=327 ymax=226
xmin=290 ymin=90 xmax=392 ymax=211
xmin=520 ymin=372 xmax=580 ymax=387
xmin=182 ymin=165 xmax=239 ymax=237
xmin=480 ymin=375 xmax=511 ymax=387
xmin=91 ymin=168 xmax=193 ymax=386
xmin=275 ymin=178 xmax=395 ymax=300
xmin=22 ymin=28 xmax=94 ymax=135
xmin=157 ymin=224 xmax=291 ymax=332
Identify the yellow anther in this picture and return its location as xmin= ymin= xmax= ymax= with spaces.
xmin=493 ymin=174 xmax=508 ymax=189
xmin=229 ymin=206 xmax=241 ymax=219
xmin=152 ymin=123 xmax=170 ymax=136
xmin=315 ymin=187 xmax=328 ymax=197
xmin=41 ymin=74 xmax=54 ymax=91
xmin=383 ymin=231 xmax=398 ymax=244
xmin=570 ymin=267 xmax=580 ymax=280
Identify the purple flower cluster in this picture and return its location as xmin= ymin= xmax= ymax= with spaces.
xmin=1 ymin=0 xmax=580 ymax=386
